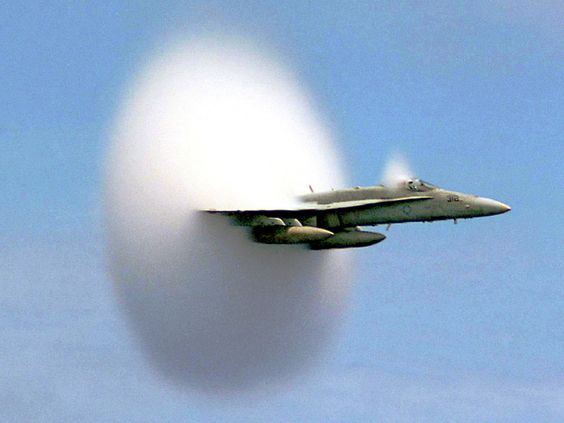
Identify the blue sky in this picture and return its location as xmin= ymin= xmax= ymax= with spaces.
xmin=1 ymin=2 xmax=563 ymax=422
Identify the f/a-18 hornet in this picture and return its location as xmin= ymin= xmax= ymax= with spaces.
xmin=206 ymin=178 xmax=511 ymax=250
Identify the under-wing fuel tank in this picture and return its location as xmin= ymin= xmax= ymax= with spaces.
xmin=251 ymin=226 xmax=334 ymax=244
xmin=309 ymin=229 xmax=386 ymax=250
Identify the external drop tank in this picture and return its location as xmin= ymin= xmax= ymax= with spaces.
xmin=310 ymin=228 xmax=386 ymax=250
xmin=252 ymin=225 xmax=385 ymax=249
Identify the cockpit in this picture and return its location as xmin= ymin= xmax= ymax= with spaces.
xmin=406 ymin=178 xmax=438 ymax=192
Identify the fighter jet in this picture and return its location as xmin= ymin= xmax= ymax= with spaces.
xmin=206 ymin=178 xmax=511 ymax=249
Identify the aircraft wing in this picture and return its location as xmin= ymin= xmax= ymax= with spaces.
xmin=205 ymin=196 xmax=432 ymax=223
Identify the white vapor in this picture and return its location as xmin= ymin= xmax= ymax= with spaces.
xmin=382 ymin=153 xmax=414 ymax=187
xmin=104 ymin=37 xmax=352 ymax=394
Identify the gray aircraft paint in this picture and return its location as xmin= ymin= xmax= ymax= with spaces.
xmin=301 ymin=180 xmax=510 ymax=226
xmin=208 ymin=178 xmax=510 ymax=248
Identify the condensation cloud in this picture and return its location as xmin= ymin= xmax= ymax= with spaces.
xmin=382 ymin=153 xmax=414 ymax=187
xmin=105 ymin=37 xmax=352 ymax=394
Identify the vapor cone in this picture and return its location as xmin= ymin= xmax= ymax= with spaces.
xmin=382 ymin=153 xmax=414 ymax=187
xmin=105 ymin=37 xmax=352 ymax=394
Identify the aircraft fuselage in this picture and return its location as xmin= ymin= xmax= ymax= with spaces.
xmin=206 ymin=178 xmax=510 ymax=249
xmin=300 ymin=183 xmax=510 ymax=229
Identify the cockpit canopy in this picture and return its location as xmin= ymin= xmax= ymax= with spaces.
xmin=406 ymin=178 xmax=438 ymax=192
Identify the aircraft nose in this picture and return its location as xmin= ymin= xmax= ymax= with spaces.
xmin=476 ymin=197 xmax=511 ymax=215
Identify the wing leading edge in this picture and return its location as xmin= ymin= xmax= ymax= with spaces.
xmin=205 ymin=195 xmax=432 ymax=221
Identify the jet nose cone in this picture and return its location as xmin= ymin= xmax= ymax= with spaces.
xmin=477 ymin=198 xmax=511 ymax=215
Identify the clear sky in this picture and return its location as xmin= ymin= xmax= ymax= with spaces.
xmin=1 ymin=1 xmax=563 ymax=422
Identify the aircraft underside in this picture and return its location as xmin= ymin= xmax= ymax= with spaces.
xmin=250 ymin=225 xmax=386 ymax=249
